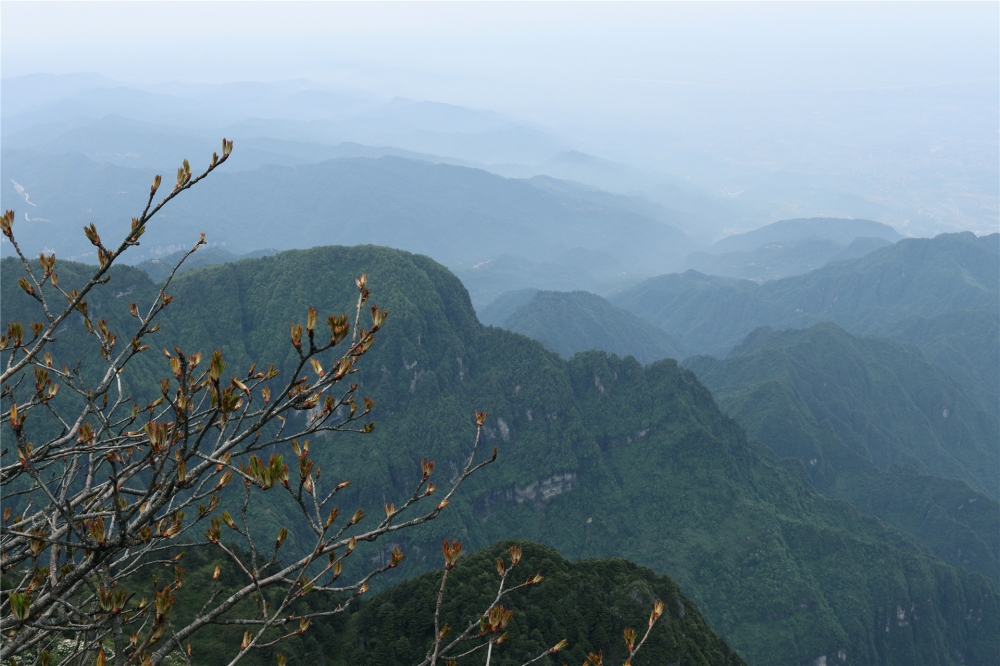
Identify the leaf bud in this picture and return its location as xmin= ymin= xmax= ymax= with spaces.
xmin=1 ymin=209 xmax=14 ymax=237
xmin=17 ymin=276 xmax=34 ymax=296
xmin=649 ymin=599 xmax=664 ymax=625
xmin=325 ymin=507 xmax=339 ymax=528
xmin=420 ymin=457 xmax=435 ymax=479
xmin=442 ymin=539 xmax=462 ymax=569
xmin=306 ymin=306 xmax=317 ymax=334
xmin=549 ymin=639 xmax=569 ymax=653
xmin=83 ymin=222 xmax=101 ymax=247
xmin=209 ymin=350 xmax=226 ymax=381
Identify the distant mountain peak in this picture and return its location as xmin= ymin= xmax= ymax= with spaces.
xmin=712 ymin=216 xmax=903 ymax=254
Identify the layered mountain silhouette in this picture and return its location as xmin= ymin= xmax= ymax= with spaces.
xmin=618 ymin=231 xmax=1000 ymax=358
xmin=5 ymin=246 xmax=997 ymax=665
xmin=0 ymin=151 xmax=693 ymax=296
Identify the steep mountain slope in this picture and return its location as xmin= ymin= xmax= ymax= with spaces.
xmin=684 ymin=324 xmax=1000 ymax=582
xmin=619 ymin=232 xmax=1000 ymax=357
xmin=873 ymin=310 xmax=1000 ymax=413
xmin=500 ymin=290 xmax=686 ymax=364
xmin=686 ymin=323 xmax=998 ymax=496
xmin=4 ymin=248 xmax=998 ymax=666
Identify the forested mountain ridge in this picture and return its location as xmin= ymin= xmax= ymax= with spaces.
xmin=686 ymin=322 xmax=998 ymax=496
xmin=140 ymin=541 xmax=746 ymax=665
xmin=310 ymin=541 xmax=746 ymax=665
xmin=498 ymin=290 xmax=686 ymax=364
xmin=618 ymin=231 xmax=1000 ymax=359
xmin=4 ymin=247 xmax=997 ymax=665
xmin=871 ymin=309 xmax=1000 ymax=412
xmin=684 ymin=323 xmax=1000 ymax=583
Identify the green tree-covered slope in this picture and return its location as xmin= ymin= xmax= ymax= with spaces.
xmin=686 ymin=323 xmax=998 ymax=496
xmin=148 ymin=541 xmax=745 ymax=665
xmin=619 ymin=232 xmax=1000 ymax=358
xmin=499 ymin=290 xmax=686 ymax=364
xmin=336 ymin=541 xmax=746 ymax=665
xmin=3 ymin=248 xmax=998 ymax=665
xmin=684 ymin=323 xmax=1000 ymax=583
xmin=872 ymin=309 xmax=1000 ymax=413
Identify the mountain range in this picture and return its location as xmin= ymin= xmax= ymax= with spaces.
xmin=4 ymin=245 xmax=996 ymax=665
xmin=0 ymin=150 xmax=693 ymax=300
xmin=474 ymin=238 xmax=1000 ymax=589
xmin=617 ymin=231 xmax=1000 ymax=359
xmin=3 ymin=97 xmax=998 ymax=664
xmin=684 ymin=323 xmax=1000 ymax=585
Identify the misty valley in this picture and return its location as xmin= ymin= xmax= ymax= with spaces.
xmin=1 ymin=52 xmax=998 ymax=666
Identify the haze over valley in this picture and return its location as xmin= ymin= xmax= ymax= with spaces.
xmin=1 ymin=3 xmax=998 ymax=665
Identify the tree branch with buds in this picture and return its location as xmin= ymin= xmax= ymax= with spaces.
xmin=0 ymin=141 xmax=497 ymax=666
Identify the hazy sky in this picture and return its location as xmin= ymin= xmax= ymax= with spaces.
xmin=4 ymin=2 xmax=997 ymax=114
xmin=3 ymin=2 xmax=998 ymax=235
